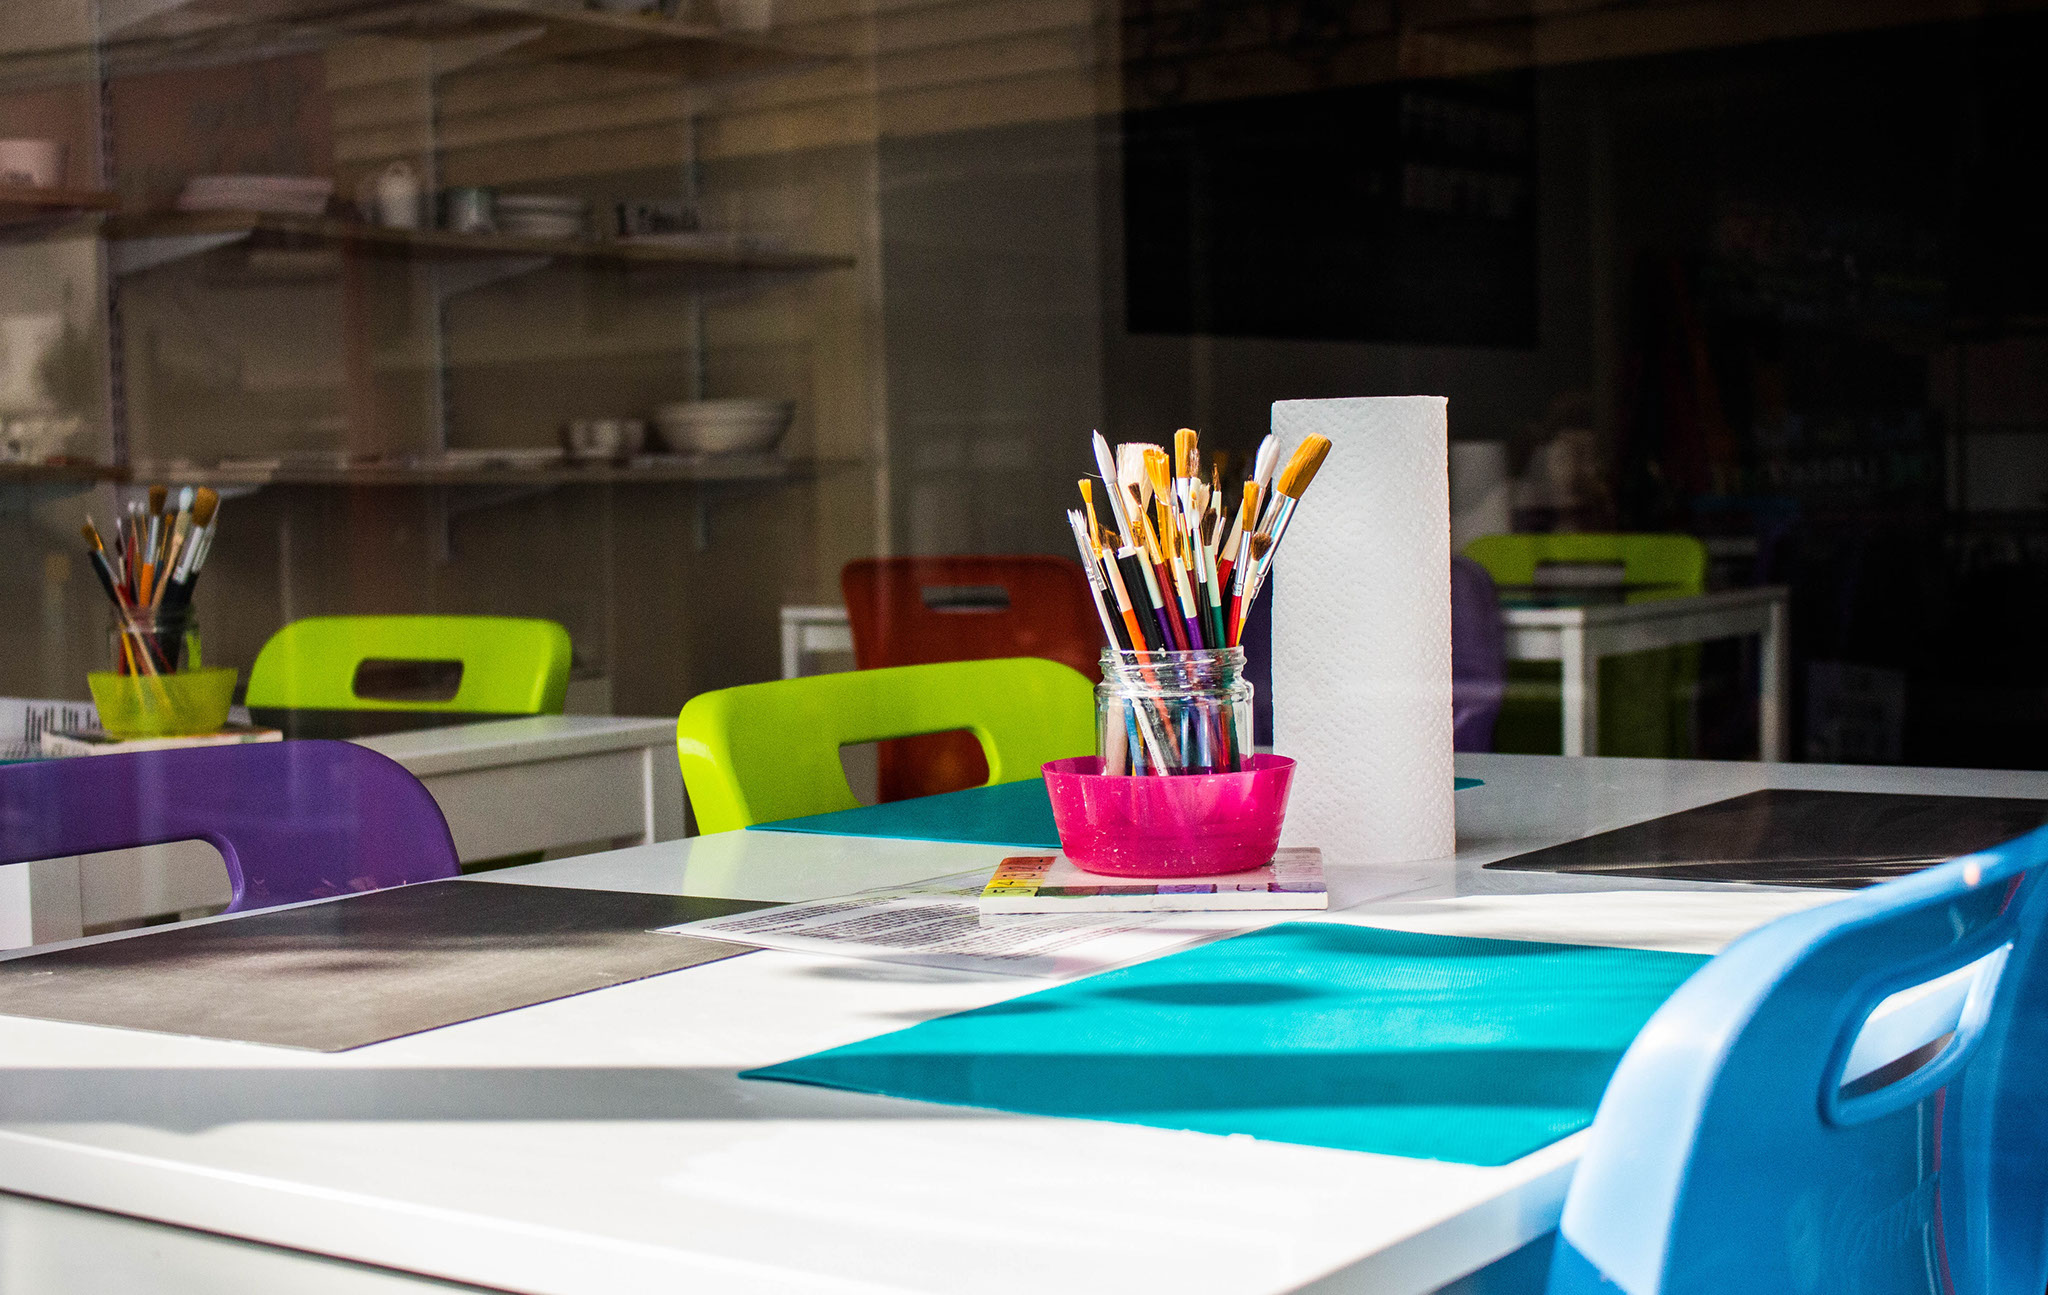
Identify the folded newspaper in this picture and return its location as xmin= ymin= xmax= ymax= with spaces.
xmin=655 ymin=869 xmax=1257 ymax=977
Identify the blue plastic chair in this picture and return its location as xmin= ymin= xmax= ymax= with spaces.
xmin=0 ymin=742 xmax=459 ymax=913
xmin=1549 ymin=825 xmax=2048 ymax=1295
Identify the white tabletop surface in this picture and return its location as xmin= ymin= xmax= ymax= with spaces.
xmin=351 ymin=714 xmax=678 ymax=776
xmin=1 ymin=753 xmax=2043 ymax=1295
xmin=1496 ymin=585 xmax=1786 ymax=626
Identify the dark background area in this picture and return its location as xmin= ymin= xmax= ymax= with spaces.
xmin=1117 ymin=7 xmax=2048 ymax=769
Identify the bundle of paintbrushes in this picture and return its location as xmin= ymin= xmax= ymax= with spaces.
xmin=81 ymin=485 xmax=224 ymax=676
xmin=1066 ymin=427 xmax=1331 ymax=775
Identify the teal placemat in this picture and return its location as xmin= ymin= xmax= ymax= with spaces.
xmin=745 ymin=921 xmax=1705 ymax=1166
xmin=754 ymin=777 xmax=1063 ymax=848
xmin=753 ymin=776 xmax=1484 ymax=849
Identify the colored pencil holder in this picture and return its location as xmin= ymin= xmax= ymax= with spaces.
xmin=91 ymin=612 xmax=234 ymax=738
xmin=88 ymin=667 xmax=237 ymax=738
xmin=108 ymin=609 xmax=199 ymax=675
xmin=1097 ymin=646 xmax=1251 ymax=776
xmin=1042 ymin=754 xmax=1296 ymax=878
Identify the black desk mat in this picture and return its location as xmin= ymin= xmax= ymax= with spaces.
xmin=0 ymin=882 xmax=766 ymax=1051
xmin=1483 ymin=789 xmax=2048 ymax=889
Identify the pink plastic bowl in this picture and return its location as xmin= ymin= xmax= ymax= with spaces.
xmin=1041 ymin=754 xmax=1296 ymax=878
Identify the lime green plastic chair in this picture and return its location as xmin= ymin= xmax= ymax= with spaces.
xmin=1462 ymin=534 xmax=1707 ymax=758
xmin=676 ymin=657 xmax=1095 ymax=834
xmin=245 ymin=615 xmax=572 ymax=715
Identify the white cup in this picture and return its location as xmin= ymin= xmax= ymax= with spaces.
xmin=358 ymin=162 xmax=422 ymax=230
xmin=0 ymin=140 xmax=65 ymax=189
xmin=716 ymin=0 xmax=773 ymax=31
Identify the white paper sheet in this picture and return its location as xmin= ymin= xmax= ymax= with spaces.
xmin=0 ymin=696 xmax=97 ymax=761
xmin=657 ymin=871 xmax=1239 ymax=977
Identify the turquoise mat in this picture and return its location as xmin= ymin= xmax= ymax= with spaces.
xmin=752 ymin=776 xmax=1484 ymax=850
xmin=745 ymin=921 xmax=1706 ymax=1166
xmin=754 ymin=777 xmax=1063 ymax=848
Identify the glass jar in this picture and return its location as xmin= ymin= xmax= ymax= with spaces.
xmin=109 ymin=609 xmax=201 ymax=676
xmin=1096 ymin=646 xmax=1252 ymax=776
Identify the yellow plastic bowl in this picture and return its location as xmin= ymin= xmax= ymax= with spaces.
xmin=87 ymin=667 xmax=238 ymax=739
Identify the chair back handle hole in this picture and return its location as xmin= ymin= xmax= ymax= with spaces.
xmin=352 ymin=658 xmax=465 ymax=704
xmin=919 ymin=585 xmax=1012 ymax=613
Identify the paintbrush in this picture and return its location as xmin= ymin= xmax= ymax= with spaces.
xmin=1243 ymin=435 xmax=1333 ymax=611
xmin=83 ymin=520 xmax=164 ymax=676
xmin=1090 ymin=432 xmax=1135 ymax=547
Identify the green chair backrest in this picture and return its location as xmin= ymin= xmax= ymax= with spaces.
xmin=245 ymin=615 xmax=572 ymax=715
xmin=1461 ymin=533 xmax=1706 ymax=595
xmin=1462 ymin=534 xmax=1708 ymax=758
xmin=676 ymin=657 xmax=1095 ymax=834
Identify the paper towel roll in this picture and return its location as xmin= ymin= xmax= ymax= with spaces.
xmin=1271 ymin=397 xmax=1454 ymax=864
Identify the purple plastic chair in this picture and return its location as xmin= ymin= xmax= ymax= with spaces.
xmin=1453 ymin=554 xmax=1507 ymax=753
xmin=0 ymin=741 xmax=459 ymax=913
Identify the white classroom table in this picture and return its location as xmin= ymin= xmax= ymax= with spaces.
xmin=0 ymin=752 xmax=2039 ymax=1294
xmin=779 ymin=589 xmax=1792 ymax=761
xmin=1501 ymin=586 xmax=1790 ymax=761
xmin=0 ymin=715 xmax=686 ymax=949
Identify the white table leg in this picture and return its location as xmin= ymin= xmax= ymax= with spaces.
xmin=1560 ymin=627 xmax=1598 ymax=758
xmin=0 ymin=855 xmax=83 ymax=951
xmin=1760 ymin=598 xmax=1789 ymax=762
xmin=639 ymin=743 xmax=688 ymax=844
xmin=780 ymin=618 xmax=801 ymax=680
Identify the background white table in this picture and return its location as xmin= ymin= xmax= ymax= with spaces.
xmin=0 ymin=753 xmax=2033 ymax=1294
xmin=781 ymin=589 xmax=1793 ymax=761
xmin=0 ymin=715 xmax=687 ymax=949
xmin=1501 ymin=586 xmax=1790 ymax=760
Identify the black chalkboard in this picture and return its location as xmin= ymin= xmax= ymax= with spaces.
xmin=0 ymin=882 xmax=766 ymax=1050
xmin=1485 ymin=789 xmax=2048 ymax=889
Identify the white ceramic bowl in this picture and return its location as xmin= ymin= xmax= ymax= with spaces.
xmin=652 ymin=399 xmax=794 ymax=456
xmin=498 ymin=193 xmax=587 ymax=212
xmin=561 ymin=418 xmax=647 ymax=463
xmin=502 ymin=213 xmax=584 ymax=240
xmin=0 ymin=140 xmax=65 ymax=188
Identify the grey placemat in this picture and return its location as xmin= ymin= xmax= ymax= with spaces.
xmin=0 ymin=881 xmax=767 ymax=1051
xmin=1484 ymin=788 xmax=2048 ymax=889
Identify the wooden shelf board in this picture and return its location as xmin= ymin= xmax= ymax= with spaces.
xmin=126 ymin=453 xmax=840 ymax=487
xmin=106 ymin=211 xmax=854 ymax=276
xmin=0 ymin=461 xmax=128 ymax=485
xmin=0 ymin=187 xmax=121 ymax=228
xmin=82 ymin=0 xmax=837 ymax=84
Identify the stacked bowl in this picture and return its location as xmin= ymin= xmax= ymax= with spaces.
xmin=498 ymin=193 xmax=587 ymax=240
xmin=652 ymin=399 xmax=794 ymax=455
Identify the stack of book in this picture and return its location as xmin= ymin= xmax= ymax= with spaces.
xmin=40 ymin=724 xmax=280 ymax=758
xmin=978 ymin=848 xmax=1326 ymax=913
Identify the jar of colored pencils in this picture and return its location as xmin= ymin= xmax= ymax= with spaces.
xmin=1097 ymin=646 xmax=1251 ymax=776
xmin=91 ymin=612 xmax=235 ymax=738
xmin=108 ymin=609 xmax=200 ymax=676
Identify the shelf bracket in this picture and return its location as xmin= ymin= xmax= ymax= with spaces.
xmin=428 ymin=256 xmax=550 ymax=303
xmin=432 ymin=480 xmax=557 ymax=562
xmin=110 ymin=231 xmax=247 ymax=276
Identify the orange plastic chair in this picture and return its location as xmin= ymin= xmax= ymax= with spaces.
xmin=841 ymin=556 xmax=1106 ymax=802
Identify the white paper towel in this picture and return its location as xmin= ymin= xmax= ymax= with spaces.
xmin=1271 ymin=396 xmax=1454 ymax=864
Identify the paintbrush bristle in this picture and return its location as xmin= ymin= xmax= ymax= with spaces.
xmin=1174 ymin=428 xmax=1197 ymax=479
xmin=1276 ymin=435 xmax=1332 ymax=498
xmin=191 ymin=487 xmax=220 ymax=528
xmin=147 ymin=484 xmax=167 ymax=514
xmin=1250 ymin=531 xmax=1273 ymax=561
xmin=1117 ymin=443 xmax=1150 ymax=497
xmin=80 ymin=521 xmax=102 ymax=551
xmin=1144 ymin=447 xmax=1172 ymax=499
